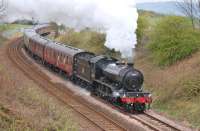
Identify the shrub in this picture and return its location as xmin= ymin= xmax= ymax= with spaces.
xmin=148 ymin=16 xmax=200 ymax=66
xmin=136 ymin=15 xmax=148 ymax=46
xmin=182 ymin=79 xmax=200 ymax=99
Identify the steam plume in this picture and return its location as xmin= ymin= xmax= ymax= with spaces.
xmin=3 ymin=0 xmax=138 ymax=58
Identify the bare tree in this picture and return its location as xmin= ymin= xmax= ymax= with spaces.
xmin=176 ymin=0 xmax=200 ymax=29
xmin=0 ymin=0 xmax=7 ymax=20
xmin=195 ymin=0 xmax=200 ymax=27
xmin=176 ymin=0 xmax=196 ymax=29
xmin=0 ymin=0 xmax=7 ymax=12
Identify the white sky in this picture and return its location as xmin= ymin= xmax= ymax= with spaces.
xmin=135 ymin=0 xmax=176 ymax=3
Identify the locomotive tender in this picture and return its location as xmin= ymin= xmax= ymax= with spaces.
xmin=23 ymin=24 xmax=152 ymax=112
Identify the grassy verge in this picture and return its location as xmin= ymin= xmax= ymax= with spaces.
xmin=0 ymin=104 xmax=31 ymax=131
xmin=0 ymin=58 xmax=78 ymax=131
xmin=0 ymin=35 xmax=6 ymax=46
xmin=135 ymin=10 xmax=200 ymax=129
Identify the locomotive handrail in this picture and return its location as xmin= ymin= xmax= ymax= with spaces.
xmin=120 ymin=92 xmax=151 ymax=97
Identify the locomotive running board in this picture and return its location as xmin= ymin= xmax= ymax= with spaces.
xmin=119 ymin=92 xmax=151 ymax=97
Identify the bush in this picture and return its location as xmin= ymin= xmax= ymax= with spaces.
xmin=136 ymin=15 xmax=148 ymax=46
xmin=148 ymin=16 xmax=200 ymax=66
xmin=182 ymin=79 xmax=200 ymax=99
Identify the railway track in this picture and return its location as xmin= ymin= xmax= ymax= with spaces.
xmin=6 ymin=38 xmax=193 ymax=131
xmin=7 ymin=38 xmax=126 ymax=131
xmin=92 ymin=89 xmax=192 ymax=131
xmin=130 ymin=112 xmax=191 ymax=131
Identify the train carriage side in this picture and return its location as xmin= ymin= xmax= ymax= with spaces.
xmin=44 ymin=41 xmax=58 ymax=66
xmin=31 ymin=35 xmax=48 ymax=60
xmin=44 ymin=42 xmax=84 ymax=77
xmin=23 ymin=29 xmax=36 ymax=51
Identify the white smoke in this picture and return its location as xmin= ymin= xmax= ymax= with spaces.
xmin=3 ymin=0 xmax=138 ymax=58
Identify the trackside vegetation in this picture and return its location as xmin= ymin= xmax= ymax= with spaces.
xmin=136 ymin=14 xmax=148 ymax=47
xmin=148 ymin=16 xmax=200 ymax=66
xmin=135 ymin=10 xmax=200 ymax=129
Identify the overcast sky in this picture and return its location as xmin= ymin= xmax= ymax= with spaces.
xmin=135 ymin=0 xmax=176 ymax=3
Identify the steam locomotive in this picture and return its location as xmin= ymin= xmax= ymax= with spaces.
xmin=23 ymin=24 xmax=152 ymax=112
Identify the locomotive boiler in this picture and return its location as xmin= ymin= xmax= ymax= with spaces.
xmin=97 ymin=59 xmax=144 ymax=92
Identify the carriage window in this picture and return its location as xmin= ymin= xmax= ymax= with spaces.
xmin=62 ymin=54 xmax=64 ymax=62
xmin=49 ymin=49 xmax=51 ymax=56
xmin=58 ymin=52 xmax=60 ymax=61
xmin=67 ymin=56 xmax=69 ymax=64
xmin=52 ymin=50 xmax=54 ymax=57
xmin=37 ymin=44 xmax=40 ymax=52
xmin=47 ymin=48 xmax=50 ymax=57
xmin=60 ymin=53 xmax=63 ymax=62
xmin=52 ymin=50 xmax=56 ymax=57
xmin=64 ymin=56 xmax=66 ymax=64
xmin=62 ymin=54 xmax=65 ymax=63
xmin=55 ymin=51 xmax=57 ymax=58
xmin=50 ymin=49 xmax=53 ymax=57
xmin=54 ymin=51 xmax=56 ymax=58
xmin=56 ymin=52 xmax=58 ymax=58
xmin=68 ymin=57 xmax=71 ymax=64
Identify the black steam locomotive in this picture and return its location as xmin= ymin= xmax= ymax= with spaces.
xmin=23 ymin=24 xmax=152 ymax=112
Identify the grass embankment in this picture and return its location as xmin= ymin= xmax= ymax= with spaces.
xmin=0 ymin=104 xmax=29 ymax=131
xmin=0 ymin=24 xmax=78 ymax=131
xmin=135 ymin=10 xmax=200 ymax=128
xmin=0 ymin=73 xmax=77 ymax=131
xmin=56 ymin=28 xmax=121 ymax=58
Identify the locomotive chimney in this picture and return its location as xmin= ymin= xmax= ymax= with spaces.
xmin=125 ymin=60 xmax=128 ymax=65
xmin=127 ymin=63 xmax=134 ymax=67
